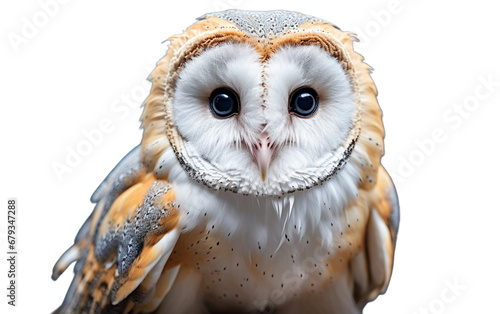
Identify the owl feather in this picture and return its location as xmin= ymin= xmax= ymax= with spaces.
xmin=53 ymin=10 xmax=399 ymax=314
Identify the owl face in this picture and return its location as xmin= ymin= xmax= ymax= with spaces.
xmin=171 ymin=42 xmax=357 ymax=196
xmin=144 ymin=11 xmax=365 ymax=197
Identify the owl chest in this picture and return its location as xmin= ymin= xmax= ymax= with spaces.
xmin=169 ymin=227 xmax=349 ymax=311
xmin=166 ymin=183 xmax=361 ymax=310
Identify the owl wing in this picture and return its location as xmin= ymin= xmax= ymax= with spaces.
xmin=350 ymin=166 xmax=400 ymax=307
xmin=52 ymin=146 xmax=182 ymax=313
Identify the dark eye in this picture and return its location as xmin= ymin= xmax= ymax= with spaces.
xmin=289 ymin=87 xmax=319 ymax=117
xmin=209 ymin=87 xmax=240 ymax=118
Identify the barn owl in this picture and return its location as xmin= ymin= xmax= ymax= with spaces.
xmin=52 ymin=9 xmax=399 ymax=314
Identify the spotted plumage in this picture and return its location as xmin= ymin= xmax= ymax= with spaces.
xmin=53 ymin=9 xmax=399 ymax=314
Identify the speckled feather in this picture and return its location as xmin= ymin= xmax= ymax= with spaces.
xmin=53 ymin=10 xmax=399 ymax=314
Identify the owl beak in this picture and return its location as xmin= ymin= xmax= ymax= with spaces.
xmin=252 ymin=133 xmax=275 ymax=182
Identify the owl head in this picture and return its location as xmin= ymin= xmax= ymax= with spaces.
xmin=140 ymin=10 xmax=384 ymax=197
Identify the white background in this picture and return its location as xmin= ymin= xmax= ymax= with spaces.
xmin=1 ymin=0 xmax=499 ymax=313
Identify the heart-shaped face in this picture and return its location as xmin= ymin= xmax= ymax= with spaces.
xmin=170 ymin=42 xmax=358 ymax=196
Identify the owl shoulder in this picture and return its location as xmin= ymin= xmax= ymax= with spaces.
xmin=52 ymin=146 xmax=182 ymax=313
xmin=348 ymin=166 xmax=400 ymax=306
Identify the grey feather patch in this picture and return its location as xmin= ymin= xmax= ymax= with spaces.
xmin=94 ymin=181 xmax=173 ymax=275
xmin=201 ymin=9 xmax=339 ymax=39
xmin=74 ymin=213 xmax=92 ymax=243
xmin=386 ymin=180 xmax=400 ymax=237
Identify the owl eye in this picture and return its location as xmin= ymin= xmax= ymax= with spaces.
xmin=289 ymin=87 xmax=319 ymax=117
xmin=209 ymin=87 xmax=240 ymax=118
